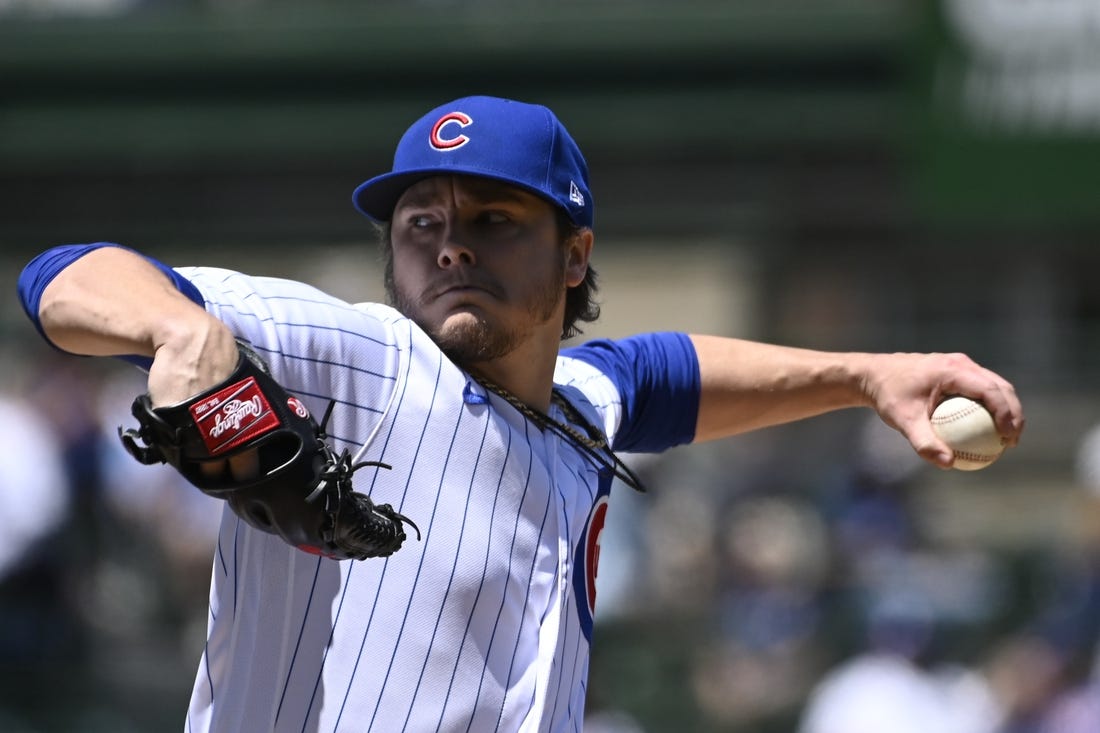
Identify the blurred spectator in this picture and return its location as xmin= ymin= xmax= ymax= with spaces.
xmin=0 ymin=391 xmax=75 ymax=647
xmin=1036 ymin=678 xmax=1100 ymax=733
xmin=981 ymin=633 xmax=1065 ymax=733
xmin=991 ymin=434 xmax=1100 ymax=733
xmin=0 ymin=394 xmax=71 ymax=583
xmin=644 ymin=479 xmax=723 ymax=614
xmin=716 ymin=497 xmax=829 ymax=657
xmin=1075 ymin=421 xmax=1100 ymax=498
xmin=584 ymin=708 xmax=647 ymax=733
xmin=799 ymin=646 xmax=1002 ymax=733
xmin=799 ymin=583 xmax=1006 ymax=733
xmin=691 ymin=496 xmax=831 ymax=728
xmin=0 ymin=389 xmax=83 ymax=727
xmin=93 ymin=366 xmax=222 ymax=648
xmin=0 ymin=344 xmax=219 ymax=728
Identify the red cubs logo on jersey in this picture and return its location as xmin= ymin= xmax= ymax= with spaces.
xmin=572 ymin=473 xmax=613 ymax=642
xmin=583 ymin=496 xmax=609 ymax=613
xmin=430 ymin=111 xmax=473 ymax=151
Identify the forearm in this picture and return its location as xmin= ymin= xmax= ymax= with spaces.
xmin=35 ymin=246 xmax=239 ymax=404
xmin=690 ymin=333 xmax=1024 ymax=470
xmin=39 ymin=246 xmax=209 ymax=356
xmin=691 ymin=334 xmax=874 ymax=442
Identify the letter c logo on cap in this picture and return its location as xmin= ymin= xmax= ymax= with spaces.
xmin=430 ymin=112 xmax=472 ymax=151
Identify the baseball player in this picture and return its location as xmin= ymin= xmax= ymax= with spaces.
xmin=16 ymin=95 xmax=1024 ymax=732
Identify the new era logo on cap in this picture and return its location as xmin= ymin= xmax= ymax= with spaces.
xmin=352 ymin=96 xmax=594 ymax=228
xmin=569 ymin=181 xmax=585 ymax=207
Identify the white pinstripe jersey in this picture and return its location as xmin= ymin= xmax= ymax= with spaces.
xmin=177 ymin=267 xmax=632 ymax=733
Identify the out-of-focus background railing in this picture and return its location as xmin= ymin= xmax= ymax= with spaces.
xmin=1 ymin=1 xmax=1099 ymax=731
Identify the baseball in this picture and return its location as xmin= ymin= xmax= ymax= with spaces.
xmin=931 ymin=396 xmax=1006 ymax=471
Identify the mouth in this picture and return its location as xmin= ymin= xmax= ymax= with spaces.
xmin=431 ymin=280 xmax=499 ymax=302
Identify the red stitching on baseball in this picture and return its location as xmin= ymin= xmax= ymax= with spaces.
xmin=932 ymin=405 xmax=982 ymax=424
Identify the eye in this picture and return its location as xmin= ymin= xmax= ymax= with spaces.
xmin=474 ymin=210 xmax=519 ymax=230
xmin=395 ymin=212 xmax=440 ymax=236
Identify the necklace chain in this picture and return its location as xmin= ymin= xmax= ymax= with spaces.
xmin=470 ymin=373 xmax=646 ymax=493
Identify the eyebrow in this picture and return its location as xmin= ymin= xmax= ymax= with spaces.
xmin=394 ymin=190 xmax=438 ymax=211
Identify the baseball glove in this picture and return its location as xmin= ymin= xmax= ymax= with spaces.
xmin=118 ymin=341 xmax=418 ymax=560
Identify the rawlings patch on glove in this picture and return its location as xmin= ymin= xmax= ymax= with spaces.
xmin=118 ymin=342 xmax=419 ymax=560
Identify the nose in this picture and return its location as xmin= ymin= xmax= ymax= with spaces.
xmin=437 ymin=229 xmax=475 ymax=268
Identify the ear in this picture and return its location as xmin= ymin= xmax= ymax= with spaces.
xmin=564 ymin=228 xmax=594 ymax=288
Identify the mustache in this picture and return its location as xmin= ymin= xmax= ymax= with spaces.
xmin=425 ymin=276 xmax=502 ymax=302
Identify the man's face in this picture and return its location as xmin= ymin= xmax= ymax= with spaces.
xmin=388 ymin=175 xmax=575 ymax=366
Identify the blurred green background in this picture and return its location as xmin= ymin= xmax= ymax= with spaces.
xmin=1 ymin=1 xmax=1099 ymax=731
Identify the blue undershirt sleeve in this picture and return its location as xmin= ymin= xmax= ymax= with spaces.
xmin=562 ymin=331 xmax=700 ymax=452
xmin=16 ymin=242 xmax=205 ymax=365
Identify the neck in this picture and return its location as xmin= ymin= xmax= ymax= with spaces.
xmin=466 ymin=341 xmax=559 ymax=412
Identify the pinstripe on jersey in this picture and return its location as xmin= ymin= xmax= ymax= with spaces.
xmin=178 ymin=266 xmax=626 ymax=733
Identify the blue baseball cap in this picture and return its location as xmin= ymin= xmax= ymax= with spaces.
xmin=352 ymin=95 xmax=593 ymax=228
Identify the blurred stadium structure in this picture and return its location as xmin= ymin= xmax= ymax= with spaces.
xmin=1 ymin=1 xmax=1099 ymax=731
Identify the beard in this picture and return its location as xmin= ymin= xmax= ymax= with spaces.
xmin=392 ymin=265 xmax=567 ymax=368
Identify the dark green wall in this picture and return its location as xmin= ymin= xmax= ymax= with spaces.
xmin=0 ymin=2 xmax=906 ymax=248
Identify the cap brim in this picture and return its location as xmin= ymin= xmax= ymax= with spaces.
xmin=352 ymin=166 xmax=568 ymax=224
xmin=352 ymin=170 xmax=434 ymax=223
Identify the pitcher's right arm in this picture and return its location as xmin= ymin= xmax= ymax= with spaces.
xmin=19 ymin=243 xmax=238 ymax=406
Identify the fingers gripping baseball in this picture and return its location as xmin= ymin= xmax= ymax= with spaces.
xmin=118 ymin=341 xmax=419 ymax=560
xmin=881 ymin=407 xmax=943 ymax=467
xmin=863 ymin=352 xmax=1024 ymax=469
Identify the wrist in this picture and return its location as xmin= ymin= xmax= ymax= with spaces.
xmin=148 ymin=315 xmax=239 ymax=406
xmin=842 ymin=352 xmax=879 ymax=409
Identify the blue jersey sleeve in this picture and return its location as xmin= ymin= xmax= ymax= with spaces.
xmin=562 ymin=332 xmax=700 ymax=452
xmin=17 ymin=242 xmax=204 ymax=363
